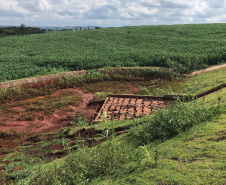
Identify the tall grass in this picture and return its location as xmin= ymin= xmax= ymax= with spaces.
xmin=129 ymin=100 xmax=221 ymax=145
xmin=27 ymin=140 xmax=135 ymax=184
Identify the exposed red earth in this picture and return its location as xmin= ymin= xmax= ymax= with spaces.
xmin=0 ymin=88 xmax=99 ymax=166
xmin=0 ymin=88 xmax=95 ymax=133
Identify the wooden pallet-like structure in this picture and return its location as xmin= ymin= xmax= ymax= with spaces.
xmin=93 ymin=94 xmax=178 ymax=122
xmin=93 ymin=83 xmax=226 ymax=122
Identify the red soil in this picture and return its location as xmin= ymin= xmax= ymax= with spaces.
xmin=46 ymin=144 xmax=64 ymax=151
xmin=10 ymin=107 xmax=26 ymax=112
xmin=0 ymin=88 xmax=99 ymax=171
xmin=0 ymin=88 xmax=96 ymax=133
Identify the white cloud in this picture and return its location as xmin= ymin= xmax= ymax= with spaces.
xmin=0 ymin=0 xmax=29 ymax=16
xmin=38 ymin=0 xmax=52 ymax=12
xmin=207 ymin=13 xmax=226 ymax=23
xmin=0 ymin=0 xmax=226 ymax=26
xmin=128 ymin=3 xmax=159 ymax=16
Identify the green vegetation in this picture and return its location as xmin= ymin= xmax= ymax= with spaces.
xmin=0 ymin=67 xmax=225 ymax=185
xmin=99 ymin=113 xmax=226 ymax=185
xmin=28 ymin=139 xmax=134 ymax=184
xmin=138 ymin=67 xmax=226 ymax=96
xmin=1 ymin=23 xmax=226 ymax=81
xmin=4 ymin=95 xmax=225 ymax=185
xmin=92 ymin=91 xmax=113 ymax=102
xmin=129 ymin=100 xmax=221 ymax=145
xmin=0 ymin=68 xmax=170 ymax=103
xmin=0 ymin=25 xmax=45 ymax=36
xmin=181 ymin=67 xmax=226 ymax=94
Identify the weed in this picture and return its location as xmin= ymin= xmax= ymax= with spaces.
xmin=139 ymin=86 xmax=150 ymax=95
xmin=28 ymin=140 xmax=134 ymax=184
xmin=218 ymin=96 xmax=221 ymax=111
xmin=140 ymin=146 xmax=152 ymax=167
xmin=70 ymin=113 xmax=88 ymax=127
xmin=130 ymin=100 xmax=221 ymax=145
xmin=151 ymin=88 xmax=164 ymax=96
xmin=154 ymin=144 xmax=159 ymax=168
xmin=92 ymin=92 xmax=112 ymax=102
xmin=150 ymin=80 xmax=156 ymax=85
xmin=61 ymin=138 xmax=69 ymax=150
xmin=103 ymin=111 xmax=108 ymax=125
xmin=0 ymin=129 xmax=21 ymax=139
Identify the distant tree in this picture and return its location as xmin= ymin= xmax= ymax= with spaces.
xmin=0 ymin=25 xmax=45 ymax=36
xmin=19 ymin=23 xmax=25 ymax=36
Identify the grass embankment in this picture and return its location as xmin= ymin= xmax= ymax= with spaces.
xmin=1 ymin=23 xmax=226 ymax=82
xmin=138 ymin=67 xmax=226 ymax=97
xmin=0 ymin=68 xmax=225 ymax=184
xmin=0 ymin=68 xmax=170 ymax=103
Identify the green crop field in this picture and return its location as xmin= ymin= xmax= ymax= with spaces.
xmin=1 ymin=23 xmax=226 ymax=82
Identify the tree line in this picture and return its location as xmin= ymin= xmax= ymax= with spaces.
xmin=0 ymin=24 xmax=46 ymax=36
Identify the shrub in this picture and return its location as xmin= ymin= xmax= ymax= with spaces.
xmin=29 ymin=140 xmax=134 ymax=184
xmin=130 ymin=100 xmax=220 ymax=145
xmin=139 ymin=86 xmax=150 ymax=95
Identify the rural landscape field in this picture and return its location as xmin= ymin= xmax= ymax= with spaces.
xmin=0 ymin=24 xmax=226 ymax=184
xmin=1 ymin=24 xmax=226 ymax=82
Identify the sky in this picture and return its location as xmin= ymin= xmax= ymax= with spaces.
xmin=0 ymin=0 xmax=226 ymax=27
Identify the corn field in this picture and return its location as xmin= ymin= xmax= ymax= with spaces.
xmin=1 ymin=23 xmax=226 ymax=82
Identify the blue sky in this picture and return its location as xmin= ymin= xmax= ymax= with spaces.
xmin=0 ymin=0 xmax=226 ymax=27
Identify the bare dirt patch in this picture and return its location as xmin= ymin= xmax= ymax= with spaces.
xmin=10 ymin=107 xmax=26 ymax=112
xmin=184 ymin=63 xmax=226 ymax=77
xmin=0 ymin=88 xmax=95 ymax=133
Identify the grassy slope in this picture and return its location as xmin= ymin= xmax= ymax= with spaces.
xmin=105 ymin=70 xmax=226 ymax=185
xmin=146 ymin=67 xmax=226 ymax=96
xmin=96 ymin=115 xmax=226 ymax=185
xmin=3 ymin=68 xmax=224 ymax=184
xmin=1 ymin=23 xmax=226 ymax=81
xmin=179 ymin=67 xmax=226 ymax=95
xmin=95 ymin=86 xmax=226 ymax=184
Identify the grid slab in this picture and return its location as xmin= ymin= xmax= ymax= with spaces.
xmin=94 ymin=95 xmax=171 ymax=122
